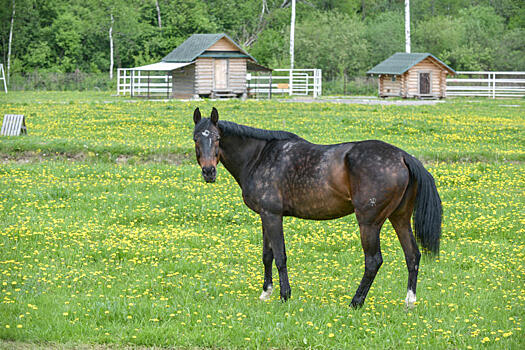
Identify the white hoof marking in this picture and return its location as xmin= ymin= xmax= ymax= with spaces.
xmin=405 ymin=289 xmax=417 ymax=308
xmin=259 ymin=285 xmax=273 ymax=301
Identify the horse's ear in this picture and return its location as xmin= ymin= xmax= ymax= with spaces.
xmin=193 ymin=108 xmax=201 ymax=124
xmin=210 ymin=107 xmax=219 ymax=125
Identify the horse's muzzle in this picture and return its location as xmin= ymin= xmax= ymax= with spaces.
xmin=202 ymin=166 xmax=216 ymax=183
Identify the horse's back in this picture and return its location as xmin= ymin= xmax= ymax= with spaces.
xmin=244 ymin=139 xmax=356 ymax=219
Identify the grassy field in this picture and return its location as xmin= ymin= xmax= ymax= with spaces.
xmin=0 ymin=92 xmax=523 ymax=349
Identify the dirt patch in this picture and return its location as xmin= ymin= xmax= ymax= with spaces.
xmin=114 ymin=153 xmax=187 ymax=165
xmin=0 ymin=152 xmax=188 ymax=165
xmin=0 ymin=151 xmax=87 ymax=164
xmin=0 ymin=340 xmax=178 ymax=350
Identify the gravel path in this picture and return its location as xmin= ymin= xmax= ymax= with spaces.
xmin=280 ymin=96 xmax=446 ymax=105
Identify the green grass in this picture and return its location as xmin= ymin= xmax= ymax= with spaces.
xmin=0 ymin=93 xmax=523 ymax=349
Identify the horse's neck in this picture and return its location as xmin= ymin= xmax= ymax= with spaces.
xmin=219 ymin=135 xmax=266 ymax=186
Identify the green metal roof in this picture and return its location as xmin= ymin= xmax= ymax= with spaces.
xmin=162 ymin=33 xmax=257 ymax=63
xmin=367 ymin=52 xmax=456 ymax=75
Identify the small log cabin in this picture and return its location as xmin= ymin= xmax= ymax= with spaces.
xmin=162 ymin=33 xmax=270 ymax=99
xmin=367 ymin=53 xmax=456 ymax=98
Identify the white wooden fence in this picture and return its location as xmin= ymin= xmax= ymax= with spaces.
xmin=117 ymin=68 xmax=322 ymax=99
xmin=247 ymin=69 xmax=322 ymax=98
xmin=1 ymin=114 xmax=27 ymax=136
xmin=117 ymin=68 xmax=172 ymax=98
xmin=0 ymin=64 xmax=7 ymax=93
xmin=446 ymin=71 xmax=525 ymax=98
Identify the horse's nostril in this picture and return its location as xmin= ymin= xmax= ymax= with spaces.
xmin=202 ymin=166 xmax=216 ymax=177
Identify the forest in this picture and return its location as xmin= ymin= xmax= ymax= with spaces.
xmin=0 ymin=0 xmax=523 ymax=91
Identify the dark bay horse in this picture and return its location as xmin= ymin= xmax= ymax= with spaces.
xmin=192 ymin=107 xmax=442 ymax=308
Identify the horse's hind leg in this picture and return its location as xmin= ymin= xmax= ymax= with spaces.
xmin=351 ymin=222 xmax=383 ymax=308
xmin=389 ymin=185 xmax=421 ymax=308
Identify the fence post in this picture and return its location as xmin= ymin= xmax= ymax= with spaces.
xmin=117 ymin=69 xmax=120 ymax=95
xmin=166 ymin=72 xmax=169 ymax=99
xmin=131 ymin=70 xmax=134 ymax=97
xmin=0 ymin=64 xmax=7 ymax=93
xmin=269 ymin=74 xmax=273 ymax=99
xmin=492 ymin=73 xmax=496 ymax=99
xmin=289 ymin=70 xmax=293 ymax=96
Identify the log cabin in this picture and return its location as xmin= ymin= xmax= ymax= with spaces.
xmin=162 ymin=33 xmax=271 ymax=99
xmin=367 ymin=53 xmax=456 ymax=99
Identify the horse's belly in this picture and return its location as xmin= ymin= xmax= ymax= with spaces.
xmin=285 ymin=194 xmax=354 ymax=220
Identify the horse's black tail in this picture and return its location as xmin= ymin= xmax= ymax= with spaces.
xmin=404 ymin=154 xmax=442 ymax=255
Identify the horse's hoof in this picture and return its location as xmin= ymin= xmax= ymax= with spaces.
xmin=280 ymin=289 xmax=291 ymax=302
xmin=404 ymin=290 xmax=417 ymax=309
xmin=350 ymin=298 xmax=364 ymax=309
xmin=404 ymin=302 xmax=416 ymax=310
xmin=259 ymin=285 xmax=273 ymax=301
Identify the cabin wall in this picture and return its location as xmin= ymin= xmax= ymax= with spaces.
xmin=405 ymin=58 xmax=446 ymax=98
xmin=401 ymin=72 xmax=409 ymax=97
xmin=379 ymin=75 xmax=402 ymax=97
xmin=171 ymin=64 xmax=195 ymax=99
xmin=208 ymin=38 xmax=238 ymax=51
xmin=441 ymin=70 xmax=448 ymax=97
xmin=195 ymin=57 xmax=248 ymax=96
xmin=228 ymin=58 xmax=247 ymax=94
xmin=195 ymin=58 xmax=213 ymax=95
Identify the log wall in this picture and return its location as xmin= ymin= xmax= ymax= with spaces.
xmin=208 ymin=38 xmax=238 ymax=51
xmin=228 ymin=58 xmax=247 ymax=94
xmin=379 ymin=75 xmax=402 ymax=96
xmin=195 ymin=58 xmax=213 ymax=94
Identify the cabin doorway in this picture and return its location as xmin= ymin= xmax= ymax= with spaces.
xmin=419 ymin=72 xmax=430 ymax=95
xmin=214 ymin=59 xmax=229 ymax=90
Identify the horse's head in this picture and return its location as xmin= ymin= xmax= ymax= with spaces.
xmin=192 ymin=107 xmax=221 ymax=183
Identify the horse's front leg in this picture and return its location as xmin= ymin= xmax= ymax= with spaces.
xmin=259 ymin=225 xmax=274 ymax=301
xmin=260 ymin=212 xmax=291 ymax=301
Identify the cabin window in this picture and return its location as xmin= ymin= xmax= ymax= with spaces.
xmin=391 ymin=76 xmax=396 ymax=82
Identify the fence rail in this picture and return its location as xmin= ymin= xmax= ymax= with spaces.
xmin=247 ymin=69 xmax=322 ymax=98
xmin=117 ymin=69 xmax=172 ymax=98
xmin=446 ymin=71 xmax=525 ymax=98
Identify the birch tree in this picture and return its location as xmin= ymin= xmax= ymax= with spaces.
xmin=7 ymin=0 xmax=15 ymax=83
xmin=109 ymin=12 xmax=114 ymax=79
xmin=155 ymin=0 xmax=162 ymax=29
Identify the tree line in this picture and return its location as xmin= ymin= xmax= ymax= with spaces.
xmin=1 ymin=0 xmax=523 ymax=86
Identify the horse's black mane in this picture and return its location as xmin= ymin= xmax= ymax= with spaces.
xmin=218 ymin=120 xmax=300 ymax=141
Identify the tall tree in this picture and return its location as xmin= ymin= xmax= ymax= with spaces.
xmin=405 ymin=0 xmax=411 ymax=53
xmin=155 ymin=0 xmax=162 ymax=29
xmin=109 ymin=13 xmax=114 ymax=79
xmin=295 ymin=11 xmax=368 ymax=79
xmin=7 ymin=0 xmax=15 ymax=82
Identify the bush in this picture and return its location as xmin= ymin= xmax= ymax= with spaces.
xmin=323 ymin=76 xmax=377 ymax=96
xmin=8 ymin=71 xmax=115 ymax=91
